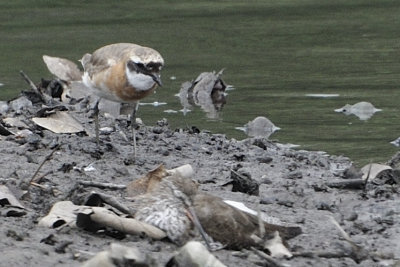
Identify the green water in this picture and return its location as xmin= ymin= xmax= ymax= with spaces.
xmin=1 ymin=0 xmax=400 ymax=166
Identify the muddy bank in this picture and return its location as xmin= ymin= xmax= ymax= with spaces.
xmin=0 ymin=91 xmax=400 ymax=266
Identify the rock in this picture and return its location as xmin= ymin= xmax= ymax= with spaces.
xmin=82 ymin=243 xmax=155 ymax=267
xmin=167 ymin=241 xmax=226 ymax=267
xmin=286 ymin=170 xmax=303 ymax=179
xmin=9 ymin=96 xmax=33 ymax=113
xmin=0 ymin=101 xmax=9 ymax=114
xmin=230 ymin=169 xmax=259 ymax=195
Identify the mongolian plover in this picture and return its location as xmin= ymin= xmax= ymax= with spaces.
xmin=81 ymin=43 xmax=164 ymax=155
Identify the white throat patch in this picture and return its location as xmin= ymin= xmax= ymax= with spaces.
xmin=126 ymin=67 xmax=155 ymax=91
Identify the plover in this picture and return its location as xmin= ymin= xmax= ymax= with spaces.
xmin=81 ymin=43 xmax=164 ymax=154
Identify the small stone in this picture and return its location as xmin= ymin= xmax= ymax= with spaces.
xmin=0 ymin=101 xmax=9 ymax=114
xmin=260 ymin=197 xmax=275 ymax=205
xmin=260 ymin=176 xmax=272 ymax=184
xmin=286 ymin=170 xmax=303 ymax=179
xmin=152 ymin=127 xmax=163 ymax=134
xmin=167 ymin=241 xmax=226 ymax=267
xmin=277 ymin=199 xmax=294 ymax=207
xmin=9 ymin=96 xmax=33 ymax=113
xmin=257 ymin=156 xmax=273 ymax=164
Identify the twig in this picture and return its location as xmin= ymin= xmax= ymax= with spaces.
xmin=328 ymin=216 xmax=357 ymax=248
xmin=19 ymin=70 xmax=56 ymax=104
xmin=32 ymin=170 xmax=54 ymax=184
xmin=257 ymin=204 xmax=265 ymax=237
xmin=19 ymin=70 xmax=40 ymax=93
xmin=30 ymin=182 xmax=49 ymax=189
xmin=88 ymin=191 xmax=132 ymax=215
xmin=328 ymin=216 xmax=369 ymax=263
xmin=19 ymin=70 xmax=45 ymax=103
xmin=187 ymin=206 xmax=212 ymax=250
xmin=28 ymin=144 xmax=60 ymax=188
xmin=363 ymin=160 xmax=373 ymax=192
xmin=78 ymin=180 xmax=126 ymax=190
xmin=250 ymin=247 xmax=287 ymax=267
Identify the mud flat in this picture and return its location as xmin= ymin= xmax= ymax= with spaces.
xmin=0 ymin=92 xmax=399 ymax=266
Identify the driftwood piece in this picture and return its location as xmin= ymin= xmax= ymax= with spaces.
xmin=325 ymin=179 xmax=366 ymax=189
xmin=79 ymin=180 xmax=126 ymax=190
xmin=85 ymin=191 xmax=132 ymax=215
xmin=77 ymin=207 xmax=167 ymax=240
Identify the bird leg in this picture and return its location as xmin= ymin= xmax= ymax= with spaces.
xmin=93 ymin=99 xmax=100 ymax=147
xmin=130 ymin=102 xmax=139 ymax=159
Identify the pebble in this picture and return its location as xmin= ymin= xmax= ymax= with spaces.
xmin=168 ymin=241 xmax=226 ymax=267
xmin=286 ymin=170 xmax=303 ymax=179
xmin=260 ymin=197 xmax=275 ymax=205
xmin=0 ymin=101 xmax=9 ymax=114
xmin=9 ymin=96 xmax=32 ymax=113
xmin=257 ymin=156 xmax=273 ymax=164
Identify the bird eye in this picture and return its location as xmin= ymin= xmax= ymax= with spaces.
xmin=136 ymin=63 xmax=144 ymax=68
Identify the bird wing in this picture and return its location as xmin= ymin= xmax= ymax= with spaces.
xmin=83 ymin=43 xmax=142 ymax=78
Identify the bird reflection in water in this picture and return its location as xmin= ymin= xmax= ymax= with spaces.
xmin=178 ymin=69 xmax=227 ymax=119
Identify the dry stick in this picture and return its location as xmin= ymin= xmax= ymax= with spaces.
xmin=27 ymin=144 xmax=60 ymax=189
xmin=32 ymin=170 xmax=54 ymax=184
xmin=257 ymin=204 xmax=265 ymax=238
xmin=363 ymin=161 xmax=373 ymax=192
xmin=187 ymin=205 xmax=212 ymax=251
xmin=19 ymin=71 xmax=42 ymax=97
xmin=250 ymin=247 xmax=286 ymax=267
xmin=328 ymin=215 xmax=368 ymax=263
xmin=90 ymin=191 xmax=132 ymax=215
xmin=78 ymin=180 xmax=126 ymax=190
xmin=19 ymin=70 xmax=59 ymax=105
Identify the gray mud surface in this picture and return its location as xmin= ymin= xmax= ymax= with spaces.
xmin=1 ymin=94 xmax=400 ymax=266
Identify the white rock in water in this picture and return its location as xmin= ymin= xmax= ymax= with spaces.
xmin=390 ymin=137 xmax=400 ymax=147
xmin=236 ymin=116 xmax=280 ymax=139
xmin=334 ymin=101 xmax=381 ymax=121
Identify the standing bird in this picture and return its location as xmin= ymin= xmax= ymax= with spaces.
xmin=81 ymin=43 xmax=164 ymax=155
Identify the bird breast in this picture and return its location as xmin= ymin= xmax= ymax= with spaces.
xmin=86 ymin=60 xmax=156 ymax=103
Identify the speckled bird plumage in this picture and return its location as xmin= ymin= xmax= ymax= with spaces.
xmin=130 ymin=174 xmax=198 ymax=245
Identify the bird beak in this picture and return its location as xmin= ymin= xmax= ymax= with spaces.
xmin=152 ymin=74 xmax=163 ymax=87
